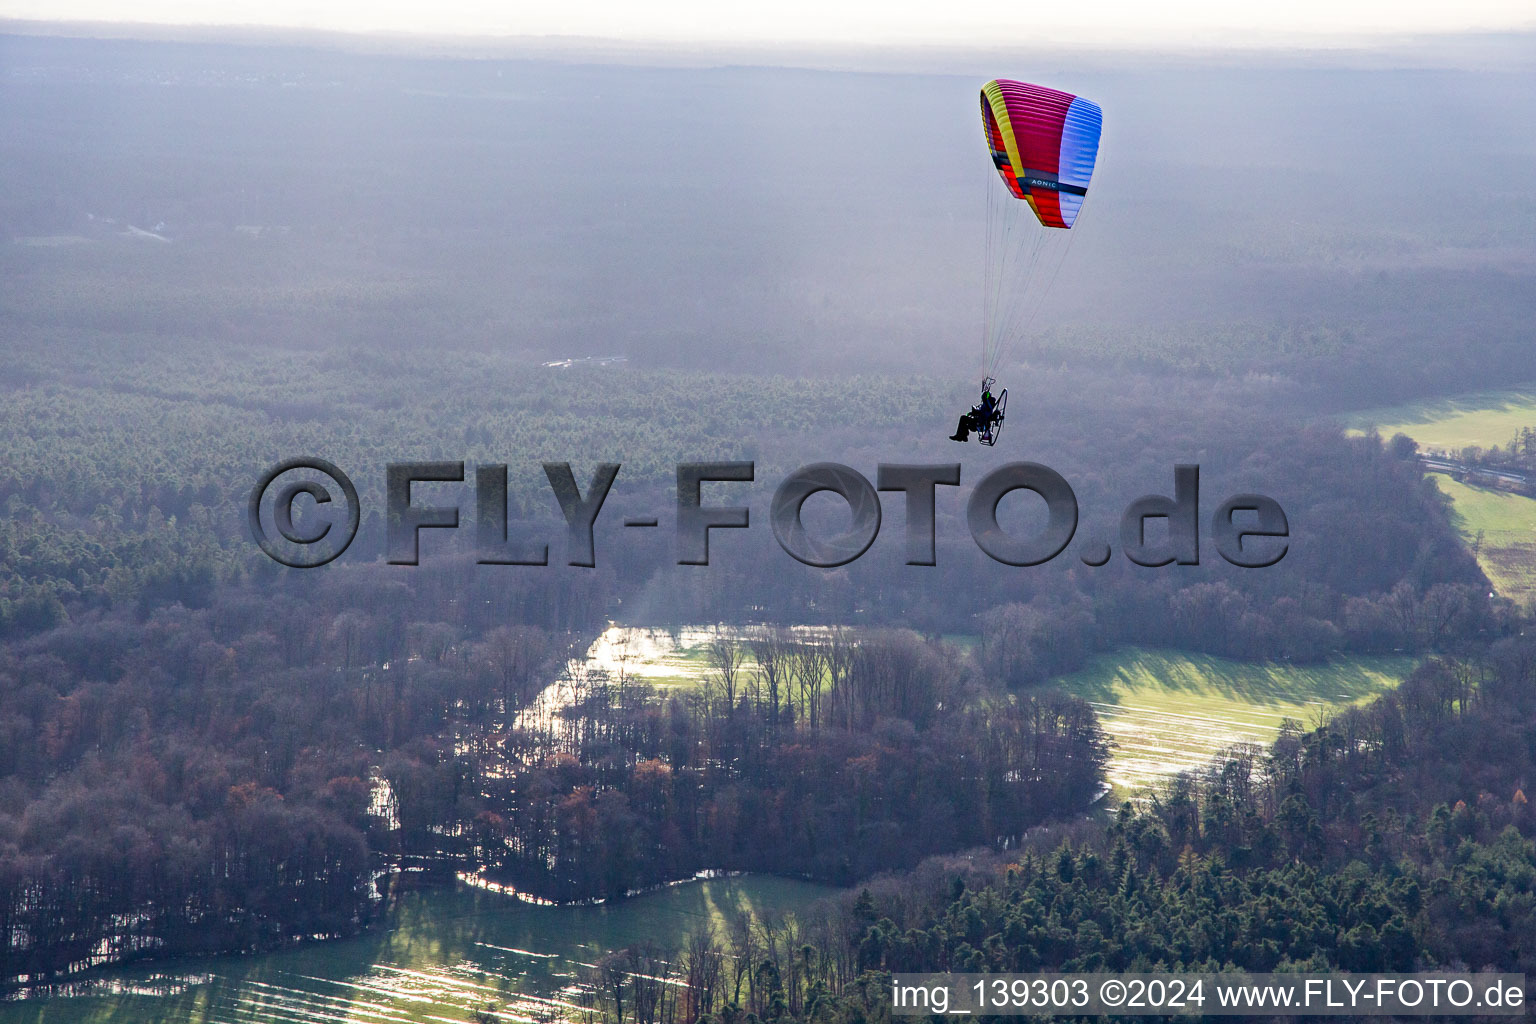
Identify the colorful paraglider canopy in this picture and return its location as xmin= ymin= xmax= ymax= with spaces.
xmin=981 ymin=79 xmax=1102 ymax=229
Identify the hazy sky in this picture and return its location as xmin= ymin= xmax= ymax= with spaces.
xmin=5 ymin=0 xmax=1535 ymax=47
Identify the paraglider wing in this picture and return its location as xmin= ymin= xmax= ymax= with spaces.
xmin=981 ymin=80 xmax=1102 ymax=228
xmin=974 ymin=77 xmax=1105 ymax=388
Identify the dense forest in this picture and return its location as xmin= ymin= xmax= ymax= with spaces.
xmin=0 ymin=413 xmax=1505 ymax=986
xmin=0 ymin=334 xmax=1491 ymax=646
xmin=0 ymin=579 xmax=1109 ymax=983
xmin=473 ymin=631 xmax=1108 ymax=898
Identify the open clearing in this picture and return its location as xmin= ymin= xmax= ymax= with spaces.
xmin=580 ymin=625 xmax=741 ymax=688
xmin=1343 ymin=388 xmax=1536 ymax=605
xmin=1346 ymin=386 xmax=1536 ymax=453
xmin=1050 ymin=648 xmax=1418 ymax=793
xmin=1430 ymin=473 xmax=1536 ymax=605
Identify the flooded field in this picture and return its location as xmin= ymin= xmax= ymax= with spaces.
xmin=513 ymin=624 xmax=846 ymax=749
xmin=571 ymin=624 xmax=851 ymax=687
xmin=579 ymin=625 xmax=750 ymax=688
xmin=513 ymin=625 xmax=761 ymax=755
xmin=0 ymin=875 xmax=835 ymax=1024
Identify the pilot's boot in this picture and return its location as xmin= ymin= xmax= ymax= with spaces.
xmin=949 ymin=417 xmax=970 ymax=442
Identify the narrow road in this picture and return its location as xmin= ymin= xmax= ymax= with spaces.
xmin=1418 ymin=454 xmax=1532 ymax=488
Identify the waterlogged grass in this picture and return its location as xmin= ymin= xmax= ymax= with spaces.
xmin=1050 ymin=648 xmax=1418 ymax=794
xmin=1345 ymin=385 xmax=1536 ymax=453
xmin=0 ymin=876 xmax=835 ymax=1024
xmin=1431 ymin=473 xmax=1536 ymax=606
xmin=579 ymin=624 xmax=854 ymax=689
xmin=582 ymin=625 xmax=741 ymax=688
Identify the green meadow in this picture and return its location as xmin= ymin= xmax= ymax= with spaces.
xmin=1049 ymin=648 xmax=1418 ymax=794
xmin=1430 ymin=473 xmax=1536 ymax=606
xmin=1343 ymin=387 xmax=1536 ymax=605
xmin=1346 ymin=386 xmax=1536 ymax=454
